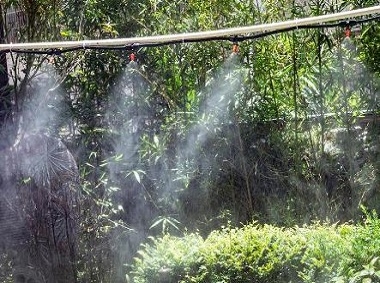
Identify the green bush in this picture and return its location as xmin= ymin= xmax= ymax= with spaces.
xmin=130 ymin=222 xmax=361 ymax=283
xmin=131 ymin=234 xmax=204 ymax=283
xmin=341 ymin=210 xmax=380 ymax=282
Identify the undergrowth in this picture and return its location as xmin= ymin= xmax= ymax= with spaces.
xmin=130 ymin=211 xmax=380 ymax=283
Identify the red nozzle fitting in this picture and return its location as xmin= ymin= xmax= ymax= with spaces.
xmin=232 ymin=43 xmax=239 ymax=54
xmin=129 ymin=53 xmax=136 ymax=62
xmin=344 ymin=26 xmax=351 ymax=38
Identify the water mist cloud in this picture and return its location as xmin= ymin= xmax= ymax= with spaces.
xmin=177 ymin=54 xmax=243 ymax=181
xmin=0 ymin=62 xmax=79 ymax=283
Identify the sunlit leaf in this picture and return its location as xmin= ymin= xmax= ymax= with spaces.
xmin=133 ymin=170 xmax=141 ymax=183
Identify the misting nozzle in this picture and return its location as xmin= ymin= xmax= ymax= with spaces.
xmin=129 ymin=53 xmax=136 ymax=62
xmin=344 ymin=26 xmax=351 ymax=38
xmin=232 ymin=43 xmax=239 ymax=54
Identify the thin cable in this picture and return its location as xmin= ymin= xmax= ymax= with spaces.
xmin=1 ymin=5 xmax=379 ymax=54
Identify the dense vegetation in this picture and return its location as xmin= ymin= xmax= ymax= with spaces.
xmin=0 ymin=0 xmax=380 ymax=282
xmin=131 ymin=210 xmax=380 ymax=283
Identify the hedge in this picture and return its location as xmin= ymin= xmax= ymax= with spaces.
xmin=130 ymin=213 xmax=380 ymax=283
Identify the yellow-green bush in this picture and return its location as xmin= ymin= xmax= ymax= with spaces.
xmin=130 ymin=215 xmax=380 ymax=283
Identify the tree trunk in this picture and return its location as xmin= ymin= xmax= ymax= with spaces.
xmin=0 ymin=4 xmax=11 ymax=126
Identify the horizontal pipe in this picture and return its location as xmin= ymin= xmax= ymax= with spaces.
xmin=0 ymin=5 xmax=379 ymax=51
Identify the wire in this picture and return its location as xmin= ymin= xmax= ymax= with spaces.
xmin=1 ymin=5 xmax=380 ymax=54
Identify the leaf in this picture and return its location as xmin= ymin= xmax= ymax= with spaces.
xmin=133 ymin=170 xmax=141 ymax=183
xmin=21 ymin=177 xmax=32 ymax=184
xmin=370 ymin=257 xmax=379 ymax=266
xmin=108 ymin=186 xmax=120 ymax=192
xmin=153 ymin=135 xmax=159 ymax=146
xmin=60 ymin=30 xmax=71 ymax=37
xmin=113 ymin=153 xmax=124 ymax=162
xmin=150 ymin=217 xmax=164 ymax=230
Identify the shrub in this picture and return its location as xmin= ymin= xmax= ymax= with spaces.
xmin=131 ymin=234 xmax=204 ymax=283
xmin=339 ymin=209 xmax=380 ymax=282
xmin=130 ymin=222 xmax=356 ymax=282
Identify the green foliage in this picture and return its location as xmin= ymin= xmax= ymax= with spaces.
xmin=132 ymin=234 xmax=204 ymax=283
xmin=2 ymin=0 xmax=380 ymax=282
xmin=347 ymin=210 xmax=380 ymax=275
xmin=348 ymin=257 xmax=380 ymax=283
xmin=131 ymin=222 xmax=358 ymax=283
